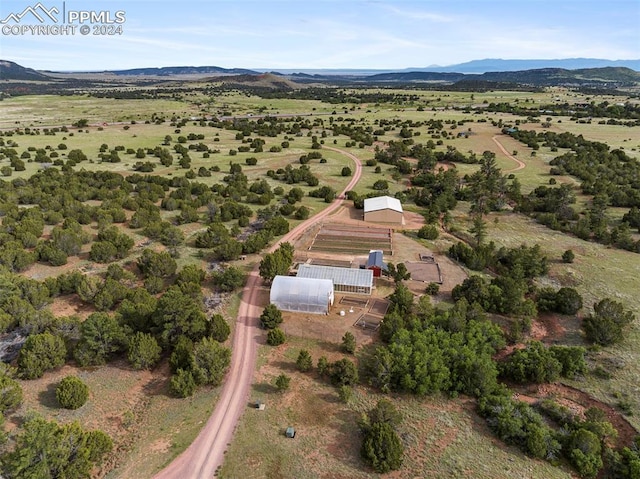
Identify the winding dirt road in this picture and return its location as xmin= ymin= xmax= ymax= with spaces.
xmin=153 ymin=147 xmax=362 ymax=479
xmin=492 ymin=135 xmax=526 ymax=172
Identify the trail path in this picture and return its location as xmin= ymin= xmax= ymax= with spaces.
xmin=492 ymin=135 xmax=526 ymax=172
xmin=153 ymin=147 xmax=362 ymax=479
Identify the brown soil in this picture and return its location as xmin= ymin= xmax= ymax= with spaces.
xmin=50 ymin=294 xmax=96 ymax=320
xmin=520 ymin=383 xmax=639 ymax=450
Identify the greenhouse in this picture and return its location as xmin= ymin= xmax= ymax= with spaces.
xmin=297 ymin=264 xmax=374 ymax=295
xmin=270 ymin=276 xmax=334 ymax=315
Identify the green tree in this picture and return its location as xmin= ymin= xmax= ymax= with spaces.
xmin=208 ymin=314 xmax=230 ymax=342
xmin=342 ymin=331 xmax=356 ymax=354
xmin=56 ymin=376 xmax=89 ymax=409
xmin=317 ymin=356 xmax=329 ymax=377
xmin=153 ymin=286 xmax=208 ymax=346
xmin=211 ymin=266 xmax=245 ymax=292
xmin=258 ymin=243 xmax=294 ymax=283
xmin=2 ymin=416 xmax=112 ymax=479
xmin=296 ymin=349 xmax=313 ymax=372
xmin=360 ymin=421 xmax=403 ymax=473
xmin=0 ymin=374 xmax=23 ymax=413
xmin=470 ymin=214 xmax=487 ymax=247
xmin=275 ymin=373 xmax=290 ymax=392
xmin=338 ymin=385 xmax=353 ymax=403
xmin=191 ymin=337 xmax=231 ymax=386
xmin=18 ymin=332 xmax=67 ymax=379
xmin=328 ymin=358 xmax=359 ymax=386
xmin=389 ymin=283 xmax=414 ymax=314
xmin=387 ymin=262 xmax=411 ymax=283
xmin=74 ymin=312 xmax=126 ymax=366
xmin=267 ymin=328 xmax=286 ymax=346
xmin=341 ymin=166 xmax=352 ymax=176
xmin=417 ymin=225 xmax=439 ymax=240
xmin=562 ymin=249 xmax=575 ymax=263
xmin=583 ymin=298 xmax=635 ymax=346
xmin=260 ymin=304 xmax=283 ymax=329
xmin=175 ymin=264 xmax=206 ymax=286
xmin=170 ymin=368 xmax=197 ymax=398
xmin=137 ymin=248 xmax=177 ymax=278
xmin=127 ymin=332 xmax=161 ymax=370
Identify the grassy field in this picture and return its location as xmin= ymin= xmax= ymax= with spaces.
xmin=220 ymin=338 xmax=572 ymax=479
xmin=2 ymin=86 xmax=639 ymax=478
xmin=461 ymin=209 xmax=640 ymax=430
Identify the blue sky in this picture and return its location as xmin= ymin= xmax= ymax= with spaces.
xmin=0 ymin=0 xmax=638 ymax=70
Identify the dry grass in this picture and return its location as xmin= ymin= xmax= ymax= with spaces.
xmin=220 ymin=337 xmax=572 ymax=479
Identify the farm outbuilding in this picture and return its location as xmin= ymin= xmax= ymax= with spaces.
xmin=270 ymin=276 xmax=334 ymax=315
xmin=363 ymin=196 xmax=404 ymax=225
xmin=297 ymin=264 xmax=374 ymax=295
xmin=366 ymin=250 xmax=388 ymax=278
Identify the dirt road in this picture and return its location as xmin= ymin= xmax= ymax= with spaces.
xmin=153 ymin=147 xmax=362 ymax=479
xmin=492 ymin=135 xmax=526 ymax=172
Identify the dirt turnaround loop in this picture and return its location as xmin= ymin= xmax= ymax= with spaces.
xmin=153 ymin=147 xmax=363 ymax=479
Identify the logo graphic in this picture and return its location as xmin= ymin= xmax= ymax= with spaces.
xmin=0 ymin=2 xmax=59 ymax=24
xmin=1 ymin=2 xmax=126 ymax=36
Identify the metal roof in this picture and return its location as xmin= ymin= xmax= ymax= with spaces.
xmin=367 ymin=250 xmax=387 ymax=270
xmin=297 ymin=264 xmax=373 ymax=288
xmin=363 ymin=196 xmax=403 ymax=214
xmin=270 ymin=276 xmax=334 ymax=314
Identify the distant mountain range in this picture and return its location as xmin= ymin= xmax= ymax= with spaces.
xmin=0 ymin=60 xmax=51 ymax=81
xmin=405 ymin=58 xmax=640 ymax=74
xmin=106 ymin=65 xmax=259 ymax=76
xmin=365 ymin=67 xmax=640 ymax=86
xmin=1 ymin=59 xmax=639 ymax=89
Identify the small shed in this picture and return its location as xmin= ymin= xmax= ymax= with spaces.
xmin=366 ymin=250 xmax=388 ymax=278
xmin=285 ymin=427 xmax=296 ymax=438
xmin=270 ymin=276 xmax=334 ymax=314
xmin=364 ymin=196 xmax=404 ymax=225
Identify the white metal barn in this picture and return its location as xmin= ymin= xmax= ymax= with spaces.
xmin=297 ymin=264 xmax=374 ymax=295
xmin=363 ymin=196 xmax=404 ymax=224
xmin=270 ymin=275 xmax=334 ymax=315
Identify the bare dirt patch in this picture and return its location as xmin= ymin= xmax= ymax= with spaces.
xmin=50 ymin=294 xmax=96 ymax=320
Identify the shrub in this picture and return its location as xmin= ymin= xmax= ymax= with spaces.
xmin=275 ymin=373 xmax=290 ymax=391
xmin=342 ymin=331 xmax=356 ymax=354
xmin=562 ymin=249 xmax=575 ymax=263
xmin=417 ymin=225 xmax=439 ymax=240
xmin=56 ymin=376 xmax=89 ymax=409
xmin=170 ymin=368 xmax=197 ymax=398
xmin=296 ymin=349 xmax=313 ymax=372
xmin=267 ymin=328 xmax=286 ymax=346
xmin=127 ymin=332 xmax=161 ymax=370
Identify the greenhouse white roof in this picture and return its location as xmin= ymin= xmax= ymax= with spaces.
xmin=364 ymin=196 xmax=403 ymax=213
xmin=297 ymin=264 xmax=373 ymax=288
xmin=270 ymin=276 xmax=334 ymax=314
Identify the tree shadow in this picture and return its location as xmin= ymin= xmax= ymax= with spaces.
xmin=271 ymin=360 xmax=297 ymax=372
xmin=253 ymin=382 xmax=278 ymax=396
xmin=38 ymin=382 xmax=60 ymax=409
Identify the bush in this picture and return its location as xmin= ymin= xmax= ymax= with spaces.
xmin=170 ymin=368 xmax=197 ymax=398
xmin=296 ymin=349 xmax=313 ymax=372
xmin=127 ymin=332 xmax=161 ymax=370
xmin=417 ymin=225 xmax=439 ymax=240
xmin=267 ymin=328 xmax=286 ymax=346
xmin=341 ymin=166 xmax=352 ymax=176
xmin=275 ymin=373 xmax=290 ymax=391
xmin=208 ymin=314 xmax=230 ymax=342
xmin=583 ymin=298 xmax=635 ymax=346
xmin=342 ymin=331 xmax=356 ymax=354
xmin=18 ymin=332 xmax=67 ymax=379
xmin=260 ymin=304 xmax=283 ymax=329
xmin=0 ymin=375 xmax=23 ymax=413
xmin=425 ymin=283 xmax=440 ymax=295
xmin=56 ymin=376 xmax=89 ymax=409
xmin=338 ymin=385 xmax=353 ymax=403
xmin=562 ymin=249 xmax=575 ymax=263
